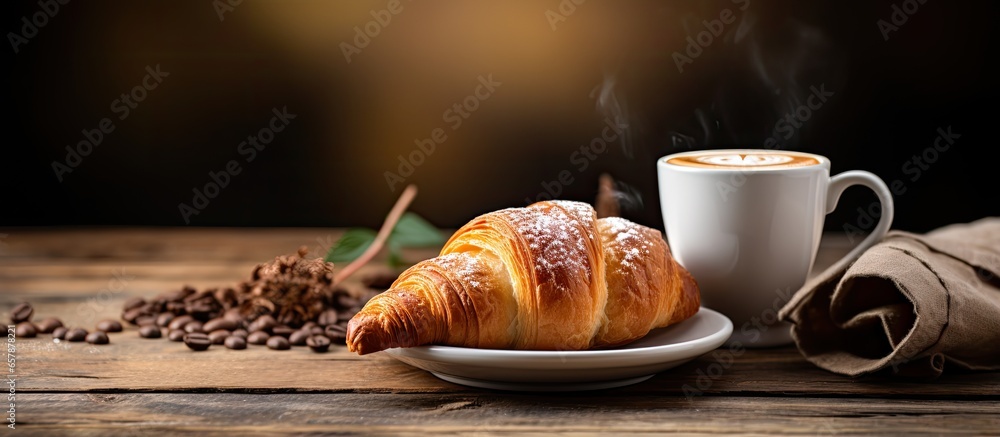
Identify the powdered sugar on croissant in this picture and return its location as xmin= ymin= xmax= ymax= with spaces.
xmin=347 ymin=200 xmax=699 ymax=354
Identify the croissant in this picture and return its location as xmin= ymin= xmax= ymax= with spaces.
xmin=347 ymin=200 xmax=699 ymax=354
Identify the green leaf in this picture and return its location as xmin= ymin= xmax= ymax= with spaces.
xmin=387 ymin=239 xmax=406 ymax=268
xmin=324 ymin=228 xmax=377 ymax=263
xmin=389 ymin=212 xmax=445 ymax=248
xmin=323 ymin=213 xmax=444 ymax=266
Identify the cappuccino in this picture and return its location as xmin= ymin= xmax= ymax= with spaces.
xmin=658 ymin=149 xmax=893 ymax=347
xmin=667 ymin=151 xmax=819 ymax=169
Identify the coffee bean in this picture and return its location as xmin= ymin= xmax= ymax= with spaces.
xmin=183 ymin=289 xmax=212 ymax=303
xmin=161 ymin=287 xmax=194 ymax=303
xmin=246 ymin=331 xmax=270 ymax=345
xmin=231 ymin=329 xmax=248 ymax=338
xmin=224 ymin=336 xmax=247 ymax=350
xmin=186 ymin=303 xmax=216 ymax=321
xmin=122 ymin=297 xmax=146 ymax=312
xmin=122 ymin=308 xmax=145 ymax=325
xmin=208 ymin=329 xmax=230 ymax=345
xmin=271 ymin=326 xmax=294 ymax=337
xmin=166 ymin=301 xmax=186 ymax=314
xmin=52 ymin=326 xmax=69 ymax=340
xmin=183 ymin=333 xmax=212 ymax=351
xmin=317 ymin=309 xmax=339 ymax=327
xmin=361 ymin=289 xmax=381 ymax=302
xmin=168 ymin=315 xmax=195 ymax=331
xmin=306 ymin=335 xmax=331 ymax=353
xmin=135 ymin=315 xmax=157 ymax=327
xmin=35 ymin=317 xmax=63 ymax=334
xmin=213 ymin=288 xmax=238 ymax=309
xmin=333 ymin=292 xmax=358 ymax=311
xmin=183 ymin=321 xmax=204 ymax=334
xmin=247 ymin=315 xmax=277 ymax=333
xmin=14 ymin=322 xmax=36 ymax=338
xmin=203 ymin=318 xmax=236 ymax=333
xmin=361 ymin=268 xmax=398 ymax=289
xmin=151 ymin=291 xmax=173 ymax=303
xmin=288 ymin=330 xmax=310 ymax=346
xmin=302 ymin=321 xmax=318 ymax=331
xmin=86 ymin=331 xmax=109 ymax=345
xmin=156 ymin=312 xmax=176 ymax=327
xmin=65 ymin=328 xmax=88 ymax=342
xmin=324 ymin=324 xmax=347 ymax=344
xmin=276 ymin=313 xmax=298 ymax=328
xmin=266 ymin=336 xmax=290 ymax=350
xmin=96 ymin=319 xmax=123 ymax=333
xmin=144 ymin=300 xmax=166 ymax=314
xmin=10 ymin=303 xmax=34 ymax=324
xmin=338 ymin=309 xmax=357 ymax=323
xmin=222 ymin=305 xmax=243 ymax=317
xmin=139 ymin=325 xmax=162 ymax=339
xmin=310 ymin=326 xmax=325 ymax=336
xmin=179 ymin=285 xmax=198 ymax=299
xmin=167 ymin=329 xmax=186 ymax=342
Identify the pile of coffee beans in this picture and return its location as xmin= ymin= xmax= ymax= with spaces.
xmin=9 ymin=302 xmax=128 ymax=345
xmin=7 ymin=248 xmax=400 ymax=354
xmin=129 ymin=294 xmax=366 ymax=353
xmin=111 ymin=248 xmax=395 ymax=353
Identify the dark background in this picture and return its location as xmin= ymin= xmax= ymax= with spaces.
xmin=3 ymin=0 xmax=997 ymax=233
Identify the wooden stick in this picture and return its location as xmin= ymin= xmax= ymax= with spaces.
xmin=333 ymin=185 xmax=418 ymax=284
xmin=595 ymin=173 xmax=620 ymax=218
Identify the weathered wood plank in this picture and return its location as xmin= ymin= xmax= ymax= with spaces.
xmin=7 ymin=319 xmax=999 ymax=397
xmin=14 ymin=393 xmax=1000 ymax=435
xmin=0 ymin=261 xmax=256 ymax=281
xmin=0 ymin=263 xmax=405 ymax=297
xmin=0 ymin=228 xmax=436 ymax=263
xmin=0 ymin=272 xmax=420 ymax=297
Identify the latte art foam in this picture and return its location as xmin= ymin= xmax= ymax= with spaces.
xmin=667 ymin=152 xmax=819 ymax=169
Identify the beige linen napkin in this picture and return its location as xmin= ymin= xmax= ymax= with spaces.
xmin=779 ymin=218 xmax=1000 ymax=378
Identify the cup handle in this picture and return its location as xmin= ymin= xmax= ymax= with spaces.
xmin=824 ymin=170 xmax=895 ymax=272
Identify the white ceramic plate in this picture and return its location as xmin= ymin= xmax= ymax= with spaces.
xmin=384 ymin=307 xmax=733 ymax=391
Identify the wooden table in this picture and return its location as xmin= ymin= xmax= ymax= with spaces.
xmin=2 ymin=229 xmax=998 ymax=435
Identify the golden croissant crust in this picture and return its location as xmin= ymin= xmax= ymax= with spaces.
xmin=347 ymin=200 xmax=699 ymax=354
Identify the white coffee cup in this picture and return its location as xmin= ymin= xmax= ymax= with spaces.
xmin=657 ymin=149 xmax=893 ymax=347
